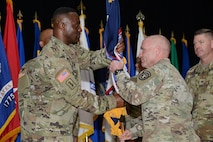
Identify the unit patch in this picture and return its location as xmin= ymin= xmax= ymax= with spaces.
xmin=138 ymin=70 xmax=151 ymax=80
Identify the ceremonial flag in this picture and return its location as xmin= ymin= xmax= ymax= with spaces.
xmin=125 ymin=25 xmax=135 ymax=77
xmin=0 ymin=0 xmax=21 ymax=141
xmin=104 ymin=0 xmax=122 ymax=60
xmin=17 ymin=12 xmax=25 ymax=67
xmin=103 ymin=0 xmax=128 ymax=141
xmin=33 ymin=16 xmax=41 ymax=58
xmin=181 ymin=37 xmax=190 ymax=78
xmin=0 ymin=28 xmax=16 ymax=142
xmin=170 ymin=35 xmax=179 ymax=70
xmin=78 ymin=9 xmax=96 ymax=142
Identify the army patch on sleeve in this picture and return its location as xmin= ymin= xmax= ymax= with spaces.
xmin=56 ymin=68 xmax=71 ymax=83
xmin=138 ymin=70 xmax=151 ymax=80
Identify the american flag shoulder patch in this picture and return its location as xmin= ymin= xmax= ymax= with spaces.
xmin=56 ymin=68 xmax=71 ymax=83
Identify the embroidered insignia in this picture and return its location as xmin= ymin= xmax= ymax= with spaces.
xmin=138 ymin=70 xmax=151 ymax=80
xmin=56 ymin=69 xmax=71 ymax=83
xmin=66 ymin=78 xmax=76 ymax=89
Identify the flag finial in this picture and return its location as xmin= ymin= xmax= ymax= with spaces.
xmin=125 ymin=25 xmax=130 ymax=34
xmin=182 ymin=33 xmax=188 ymax=46
xmin=17 ymin=10 xmax=23 ymax=20
xmin=77 ymin=0 xmax=86 ymax=15
xmin=100 ymin=20 xmax=104 ymax=29
xmin=170 ymin=31 xmax=176 ymax=45
xmin=159 ymin=28 xmax=162 ymax=35
xmin=34 ymin=11 xmax=38 ymax=20
xmin=136 ymin=10 xmax=145 ymax=21
xmin=17 ymin=10 xmax=23 ymax=31
xmin=136 ymin=10 xmax=145 ymax=34
xmin=171 ymin=31 xmax=174 ymax=38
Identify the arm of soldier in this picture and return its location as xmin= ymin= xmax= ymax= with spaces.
xmin=110 ymin=60 xmax=163 ymax=105
xmin=45 ymin=56 xmax=124 ymax=115
xmin=42 ymin=57 xmax=104 ymax=113
xmin=119 ymin=129 xmax=132 ymax=142
xmin=125 ymin=115 xmax=143 ymax=139
xmin=76 ymin=39 xmax=125 ymax=71
xmin=75 ymin=46 xmax=111 ymax=70
xmin=119 ymin=122 xmax=143 ymax=142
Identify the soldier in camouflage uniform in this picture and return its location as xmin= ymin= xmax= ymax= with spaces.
xmin=18 ymin=7 xmax=125 ymax=142
xmin=185 ymin=28 xmax=213 ymax=142
xmin=110 ymin=35 xmax=200 ymax=142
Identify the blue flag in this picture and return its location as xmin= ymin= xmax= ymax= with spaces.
xmin=103 ymin=0 xmax=128 ymax=141
xmin=17 ymin=20 xmax=25 ymax=67
xmin=104 ymin=0 xmax=122 ymax=60
xmin=0 ymin=31 xmax=16 ymax=139
xmin=181 ymin=38 xmax=190 ymax=78
xmin=125 ymin=28 xmax=135 ymax=77
xmin=33 ymin=19 xmax=41 ymax=58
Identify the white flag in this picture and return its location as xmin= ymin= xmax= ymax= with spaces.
xmin=136 ymin=21 xmax=145 ymax=75
xmin=78 ymin=13 xmax=96 ymax=142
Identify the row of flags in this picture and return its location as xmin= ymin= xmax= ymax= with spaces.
xmin=0 ymin=0 xmax=21 ymax=141
xmin=0 ymin=0 xmax=42 ymax=142
xmin=170 ymin=32 xmax=190 ymax=78
xmin=0 ymin=0 xmax=191 ymax=142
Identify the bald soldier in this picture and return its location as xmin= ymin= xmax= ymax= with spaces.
xmin=39 ymin=28 xmax=53 ymax=48
xmin=110 ymin=35 xmax=200 ymax=142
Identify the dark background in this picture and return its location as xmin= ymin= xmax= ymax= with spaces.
xmin=0 ymin=0 xmax=213 ymax=68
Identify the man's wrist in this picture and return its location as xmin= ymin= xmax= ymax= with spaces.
xmin=114 ymin=69 xmax=123 ymax=75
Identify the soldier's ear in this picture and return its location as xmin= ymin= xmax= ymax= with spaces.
xmin=39 ymin=41 xmax=44 ymax=48
xmin=155 ymin=45 xmax=161 ymax=56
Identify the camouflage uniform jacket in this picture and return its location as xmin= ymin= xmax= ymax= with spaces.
xmin=185 ymin=60 xmax=213 ymax=141
xmin=116 ymin=58 xmax=200 ymax=142
xmin=18 ymin=36 xmax=117 ymax=141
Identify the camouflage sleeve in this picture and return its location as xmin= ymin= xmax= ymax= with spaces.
xmin=75 ymin=46 xmax=111 ymax=70
xmin=125 ymin=115 xmax=143 ymax=138
xmin=44 ymin=57 xmax=116 ymax=115
xmin=116 ymin=68 xmax=163 ymax=105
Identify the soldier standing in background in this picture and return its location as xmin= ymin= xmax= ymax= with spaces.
xmin=18 ymin=7 xmax=125 ymax=142
xmin=39 ymin=28 xmax=53 ymax=48
xmin=185 ymin=28 xmax=213 ymax=142
xmin=110 ymin=34 xmax=200 ymax=142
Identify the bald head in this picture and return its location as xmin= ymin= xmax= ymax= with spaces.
xmin=139 ymin=34 xmax=171 ymax=68
xmin=39 ymin=28 xmax=53 ymax=48
xmin=145 ymin=35 xmax=170 ymax=57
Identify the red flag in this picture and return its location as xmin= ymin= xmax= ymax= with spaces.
xmin=1 ymin=0 xmax=21 ymax=141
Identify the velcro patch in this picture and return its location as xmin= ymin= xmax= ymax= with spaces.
xmin=138 ymin=70 xmax=151 ymax=80
xmin=66 ymin=78 xmax=76 ymax=89
xmin=56 ymin=69 xmax=71 ymax=83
